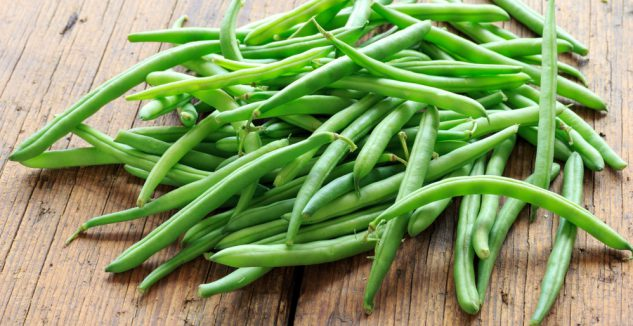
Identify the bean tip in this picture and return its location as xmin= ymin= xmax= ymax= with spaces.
xmin=64 ymin=226 xmax=86 ymax=246
xmin=363 ymin=303 xmax=374 ymax=315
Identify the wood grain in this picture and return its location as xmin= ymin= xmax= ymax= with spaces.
xmin=0 ymin=0 xmax=630 ymax=325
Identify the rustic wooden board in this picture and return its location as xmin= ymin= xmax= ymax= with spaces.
xmin=0 ymin=0 xmax=630 ymax=325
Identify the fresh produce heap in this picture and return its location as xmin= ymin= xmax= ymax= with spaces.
xmin=10 ymin=0 xmax=631 ymax=324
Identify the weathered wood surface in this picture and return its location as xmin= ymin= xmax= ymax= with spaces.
xmin=0 ymin=0 xmax=630 ymax=325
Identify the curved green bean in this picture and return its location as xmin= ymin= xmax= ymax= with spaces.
xmin=370 ymin=176 xmax=633 ymax=253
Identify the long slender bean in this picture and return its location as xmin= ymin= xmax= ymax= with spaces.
xmin=364 ymin=106 xmax=439 ymax=313
xmin=21 ymin=147 xmax=120 ymax=169
xmin=530 ymin=152 xmax=583 ymax=325
xmin=220 ymin=0 xmax=245 ymax=61
xmin=370 ymin=176 xmax=633 ymax=253
xmin=10 ymin=41 xmax=223 ymax=162
xmin=491 ymin=0 xmax=588 ymax=55
xmin=353 ymin=102 xmax=425 ymax=185
xmin=454 ymin=156 xmax=486 ymax=314
xmin=471 ymin=136 xmax=516 ymax=259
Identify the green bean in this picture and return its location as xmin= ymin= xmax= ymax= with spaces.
xmin=353 ymin=101 xmax=424 ymax=185
xmin=244 ymin=0 xmax=348 ymax=45
xmin=386 ymin=49 xmax=431 ymax=62
xmin=330 ymin=76 xmax=488 ymax=117
xmin=65 ymin=140 xmax=287 ymax=244
xmin=370 ymin=3 xmax=606 ymax=110
xmin=21 ymin=147 xmax=120 ymax=169
xmin=128 ymin=125 xmax=231 ymax=143
xmin=139 ymin=228 xmax=225 ymax=292
xmin=177 ymin=102 xmax=198 ymax=127
xmin=198 ymin=206 xmax=384 ymax=297
xmin=181 ymin=59 xmax=255 ymax=97
xmin=215 ymin=95 xmax=356 ymax=124
xmin=273 ymin=95 xmax=383 ymax=187
xmin=10 ymin=41 xmax=223 ymax=162
xmin=286 ymin=98 xmax=402 ymax=245
xmin=454 ymin=156 xmax=486 ymax=314
xmin=530 ymin=0 xmax=558 ymax=221
xmin=259 ymin=205 xmax=387 ymax=245
xmin=241 ymin=90 xmax=277 ymax=103
xmin=232 ymin=132 xmax=263 ymax=217
xmin=122 ymin=165 xmax=183 ymax=187
xmin=216 ymin=219 xmax=289 ymax=250
xmin=220 ymin=0 xmax=244 ymax=61
xmin=181 ymin=210 xmax=234 ymax=245
xmin=388 ymin=126 xmax=471 ymax=143
xmin=106 ymin=132 xmax=351 ymax=273
xmin=253 ymin=159 xmax=371 ymax=208
xmin=127 ymin=46 xmax=332 ymax=100
xmin=241 ymin=27 xmax=366 ymax=60
xmin=331 ymin=3 xmax=510 ymax=27
xmin=518 ymin=56 xmax=588 ymax=86
xmin=262 ymin=121 xmax=304 ymax=139
xmin=391 ymin=62 xmax=523 ymax=77
xmin=210 ymin=231 xmax=373 ymax=267
xmin=517 ymin=126 xmax=572 ymax=162
xmin=471 ymin=136 xmax=516 ymax=259
xmin=250 ymin=21 xmax=431 ymax=119
xmin=318 ymin=25 xmax=526 ymax=101
xmin=292 ymin=0 xmax=350 ymax=37
xmin=145 ymin=71 xmax=240 ymax=112
xmin=303 ymin=165 xmax=404 ymax=218
xmin=359 ymin=26 xmax=397 ymax=48
xmin=430 ymin=2 xmax=589 ymax=85
xmin=450 ymin=105 xmax=562 ymax=139
xmin=530 ymin=152 xmax=583 ymax=325
xmin=224 ymin=198 xmax=295 ymax=232
xmin=198 ymin=267 xmax=272 ymax=298
xmin=418 ymin=41 xmax=455 ymax=61
xmin=214 ymin=136 xmax=303 ymax=154
xmin=481 ymin=38 xmax=573 ymax=58
xmin=556 ymin=121 xmax=605 ymax=171
xmin=210 ymin=54 xmax=263 ymax=71
xmin=136 ymin=112 xmax=224 ymax=206
xmin=508 ymin=85 xmax=627 ymax=170
xmin=279 ymin=115 xmax=322 ymax=132
xmin=72 ymin=124 xmax=209 ymax=183
xmin=407 ymin=163 xmax=473 ymax=237
xmin=370 ymin=175 xmax=633 ymax=253
xmin=364 ymin=106 xmax=439 ymax=313
xmin=114 ymin=131 xmax=223 ymax=171
xmin=127 ymin=28 xmax=249 ymax=44
xmin=302 ymin=173 xmax=400 ymax=225
xmin=476 ymin=165 xmax=561 ymax=303
xmin=138 ymin=94 xmax=192 ymax=121
xmin=491 ymin=0 xmax=588 ymax=55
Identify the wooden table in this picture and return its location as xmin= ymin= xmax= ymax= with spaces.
xmin=1 ymin=0 xmax=631 ymax=324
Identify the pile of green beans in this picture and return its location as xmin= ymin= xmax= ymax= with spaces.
xmin=11 ymin=0 xmax=630 ymax=324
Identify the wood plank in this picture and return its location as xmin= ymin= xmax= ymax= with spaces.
xmin=0 ymin=0 xmax=632 ymax=325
